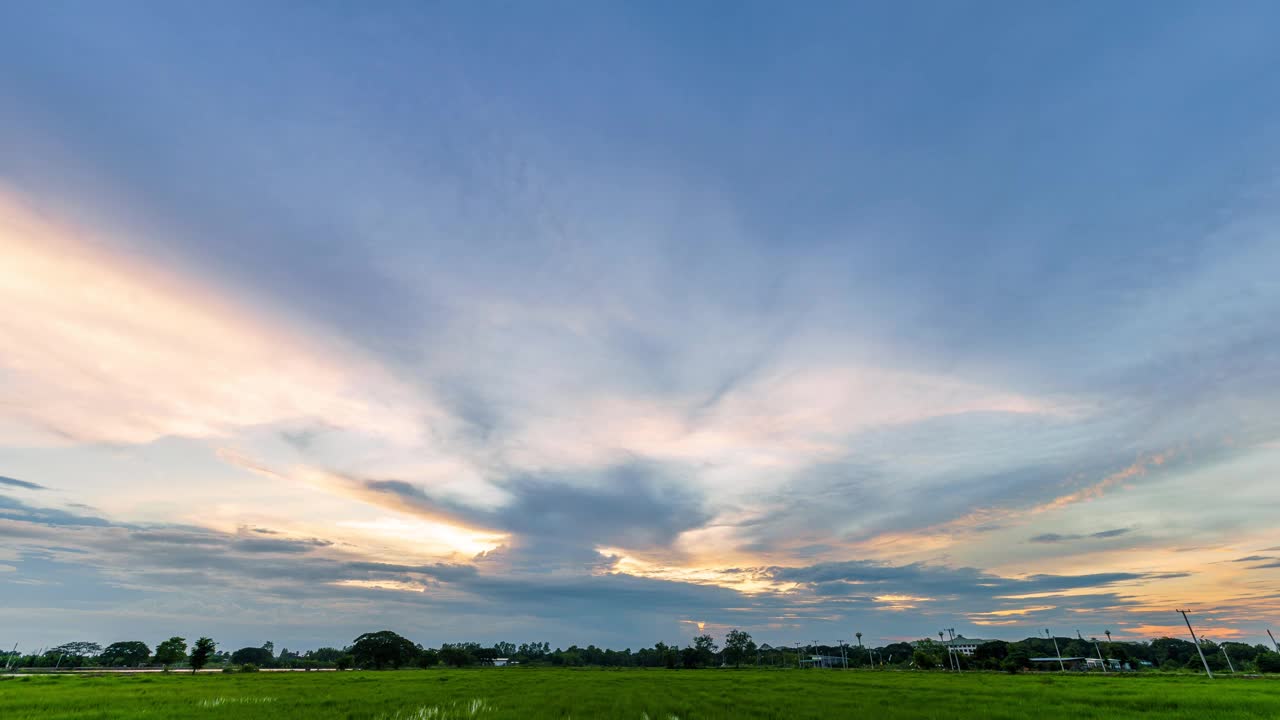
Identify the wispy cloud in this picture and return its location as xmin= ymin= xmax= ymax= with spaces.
xmin=1030 ymin=528 xmax=1133 ymax=544
xmin=0 ymin=475 xmax=45 ymax=491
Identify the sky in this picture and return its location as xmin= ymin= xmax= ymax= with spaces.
xmin=2 ymin=1 xmax=1279 ymax=653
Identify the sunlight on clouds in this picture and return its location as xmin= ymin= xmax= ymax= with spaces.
xmin=1127 ymin=624 xmax=1245 ymax=640
xmin=597 ymin=547 xmax=783 ymax=594
xmin=0 ymin=190 xmax=425 ymax=447
xmin=970 ymin=605 xmax=1057 ymax=618
xmin=333 ymin=579 xmax=427 ymax=593
xmin=339 ymin=517 xmax=505 ymax=558
xmin=872 ymin=594 xmax=934 ymax=611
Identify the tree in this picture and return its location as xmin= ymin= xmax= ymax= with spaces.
xmin=653 ymin=641 xmax=679 ymax=669
xmin=49 ymin=642 xmax=101 ymax=658
xmin=722 ymin=629 xmax=756 ymax=668
xmin=492 ymin=641 xmax=516 ymax=658
xmin=691 ymin=634 xmax=718 ymax=668
xmin=350 ymin=631 xmax=419 ymax=669
xmin=48 ymin=642 xmax=102 ymax=666
xmin=1000 ymin=656 xmax=1023 ymax=674
xmin=190 ymin=638 xmax=216 ymax=674
xmin=308 ymin=647 xmax=347 ymax=664
xmin=154 ymin=637 xmax=187 ymax=669
xmin=974 ymin=641 xmax=1009 ymax=670
xmin=231 ymin=646 xmax=274 ymax=666
xmin=913 ymin=649 xmax=938 ymax=670
xmin=439 ymin=642 xmax=479 ymax=667
xmin=101 ymin=641 xmax=151 ymax=667
xmin=1256 ymin=652 xmax=1280 ymax=673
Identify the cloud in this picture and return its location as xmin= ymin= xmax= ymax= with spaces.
xmin=231 ymin=537 xmax=334 ymax=554
xmin=0 ymin=475 xmax=45 ymax=491
xmin=357 ymin=461 xmax=711 ymax=554
xmin=0 ymin=494 xmax=113 ymax=528
xmin=1029 ymin=528 xmax=1133 ymax=544
xmin=0 ymin=491 xmax=1193 ymax=648
xmin=0 ymin=191 xmax=429 ymax=447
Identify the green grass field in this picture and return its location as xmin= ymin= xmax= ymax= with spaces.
xmin=3 ymin=669 xmax=1278 ymax=720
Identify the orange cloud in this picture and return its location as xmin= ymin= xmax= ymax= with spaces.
xmin=1028 ymin=453 xmax=1170 ymax=516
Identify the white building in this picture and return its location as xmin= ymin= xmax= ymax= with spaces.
xmin=940 ymin=636 xmax=993 ymax=657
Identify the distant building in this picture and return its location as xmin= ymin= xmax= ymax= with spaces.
xmin=939 ymin=636 xmax=994 ymax=657
xmin=799 ymin=654 xmax=846 ymax=668
xmin=1030 ymin=656 xmax=1089 ymax=671
xmin=490 ymin=658 xmax=511 ymax=667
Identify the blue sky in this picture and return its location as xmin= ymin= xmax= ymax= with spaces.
xmin=1 ymin=1 xmax=1279 ymax=652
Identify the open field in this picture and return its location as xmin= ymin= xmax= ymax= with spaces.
xmin=2 ymin=669 xmax=1279 ymax=720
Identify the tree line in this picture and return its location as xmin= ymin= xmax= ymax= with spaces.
xmin=909 ymin=636 xmax=1280 ymax=673
xmin=4 ymin=631 xmax=1278 ymax=673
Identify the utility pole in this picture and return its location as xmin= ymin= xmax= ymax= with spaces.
xmin=1091 ymin=637 xmax=1107 ymax=672
xmin=948 ymin=628 xmax=962 ymax=673
xmin=1268 ymin=629 xmax=1279 ymax=652
xmin=1176 ymin=609 xmax=1213 ymax=679
xmin=1046 ymin=629 xmax=1065 ymax=672
xmin=839 ymin=641 xmax=847 ymax=669
xmin=1206 ymin=638 xmax=1234 ymax=674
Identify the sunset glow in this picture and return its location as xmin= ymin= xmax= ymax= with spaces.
xmin=1 ymin=2 xmax=1278 ymax=652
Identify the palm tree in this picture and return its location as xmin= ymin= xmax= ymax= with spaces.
xmin=856 ymin=632 xmax=862 ymax=647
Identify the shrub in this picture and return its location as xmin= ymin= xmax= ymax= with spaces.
xmin=239 ymin=664 xmax=260 ymax=673
xmin=912 ymin=650 xmax=937 ymax=670
xmin=1257 ymin=652 xmax=1280 ymax=673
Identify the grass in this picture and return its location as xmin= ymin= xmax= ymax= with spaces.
xmin=2 ymin=669 xmax=1279 ymax=719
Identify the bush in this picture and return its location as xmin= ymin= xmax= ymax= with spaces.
xmin=912 ymin=650 xmax=937 ymax=670
xmin=1257 ymin=652 xmax=1280 ymax=673
xmin=1000 ymin=657 xmax=1022 ymax=674
xmin=221 ymin=667 xmax=236 ymax=674
xmin=239 ymin=664 xmax=260 ymax=673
